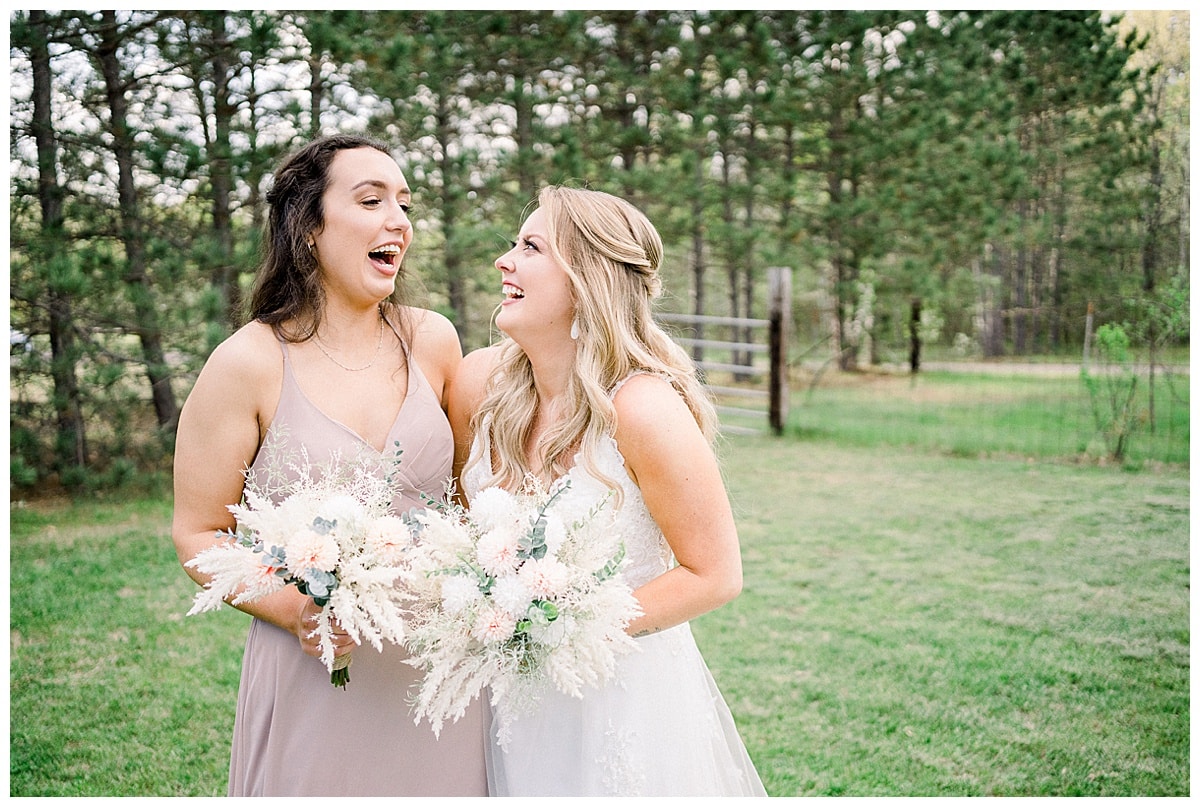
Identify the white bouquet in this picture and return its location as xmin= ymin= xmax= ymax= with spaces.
xmin=401 ymin=477 xmax=641 ymax=744
xmin=185 ymin=445 xmax=414 ymax=688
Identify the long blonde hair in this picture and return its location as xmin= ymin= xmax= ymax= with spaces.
xmin=470 ymin=186 xmax=717 ymax=497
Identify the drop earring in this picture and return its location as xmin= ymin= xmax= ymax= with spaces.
xmin=570 ymin=319 xmax=580 ymax=340
xmin=306 ymin=239 xmax=315 ymax=255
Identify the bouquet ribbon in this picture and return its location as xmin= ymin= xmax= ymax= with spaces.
xmin=331 ymin=652 xmax=352 ymax=689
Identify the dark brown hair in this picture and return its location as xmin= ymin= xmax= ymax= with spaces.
xmin=247 ymin=133 xmax=407 ymax=340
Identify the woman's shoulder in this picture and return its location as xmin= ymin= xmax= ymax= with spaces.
xmin=456 ymin=344 xmax=503 ymax=392
xmin=181 ymin=321 xmax=282 ymax=422
xmin=400 ymin=306 xmax=463 ymax=389
xmin=611 ymin=371 xmax=681 ymax=410
xmin=199 ymin=320 xmax=282 ymax=384
xmin=401 ymin=306 xmax=461 ymax=356
xmin=447 ymin=345 xmax=504 ymax=458
xmin=461 ymin=343 xmax=503 ymax=372
xmin=403 ymin=305 xmax=455 ymax=337
xmin=611 ymin=372 xmax=696 ymax=442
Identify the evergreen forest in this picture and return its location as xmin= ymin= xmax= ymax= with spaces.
xmin=8 ymin=10 xmax=1190 ymax=491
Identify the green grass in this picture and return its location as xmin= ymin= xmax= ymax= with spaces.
xmin=9 ymin=498 xmax=250 ymax=796
xmin=697 ymin=436 xmax=1189 ymax=796
xmin=720 ymin=367 xmax=1189 ymax=466
xmin=9 ymin=369 xmax=1190 ymax=795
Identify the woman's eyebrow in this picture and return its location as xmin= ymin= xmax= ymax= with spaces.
xmin=350 ymin=179 xmax=411 ymax=195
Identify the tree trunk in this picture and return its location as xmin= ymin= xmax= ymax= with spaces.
xmin=1050 ymin=171 xmax=1068 ymax=350
xmin=207 ymin=11 xmax=239 ymax=329
xmin=777 ymin=119 xmax=796 ymax=255
xmin=689 ymin=152 xmax=706 ymax=363
xmin=1012 ymin=201 xmax=1029 ymax=355
xmin=244 ymin=62 xmax=267 ymax=248
xmin=437 ymin=94 xmax=468 ymax=345
xmin=720 ymin=143 xmax=748 ymax=378
xmin=741 ymin=120 xmax=759 ymax=367
xmin=308 ymin=53 xmax=324 ymax=137
xmin=96 ymin=10 xmax=178 ymax=431
xmin=978 ymin=245 xmax=1006 ymax=358
xmin=30 ymin=10 xmax=89 ymax=472
xmin=825 ymin=99 xmax=859 ymax=372
xmin=742 ymin=266 xmax=755 ymax=373
xmin=513 ymin=76 xmax=536 ymax=204
xmin=1143 ymin=136 xmax=1163 ymax=432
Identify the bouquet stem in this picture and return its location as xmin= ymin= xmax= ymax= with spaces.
xmin=331 ymin=653 xmax=352 ymax=689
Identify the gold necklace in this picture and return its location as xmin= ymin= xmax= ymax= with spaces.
xmin=315 ymin=315 xmax=385 ymax=372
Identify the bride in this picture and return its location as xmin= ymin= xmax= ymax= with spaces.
xmin=448 ymin=185 xmax=767 ymax=796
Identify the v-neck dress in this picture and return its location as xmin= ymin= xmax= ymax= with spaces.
xmin=226 ymin=334 xmax=488 ymax=797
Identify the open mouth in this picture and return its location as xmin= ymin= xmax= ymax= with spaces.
xmin=502 ymin=283 xmax=525 ymax=301
xmin=369 ymin=244 xmax=401 ymax=270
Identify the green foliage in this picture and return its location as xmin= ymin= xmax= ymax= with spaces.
xmin=1079 ymin=283 xmax=1187 ymax=465
xmin=1126 ymin=267 xmax=1191 ymax=348
xmin=1081 ymin=324 xmax=1141 ymax=461
xmin=10 ymin=455 xmax=40 ymax=488
xmin=8 ymin=10 xmax=1185 ymax=489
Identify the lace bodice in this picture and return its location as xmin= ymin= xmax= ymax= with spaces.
xmin=462 ymin=430 xmax=674 ymax=590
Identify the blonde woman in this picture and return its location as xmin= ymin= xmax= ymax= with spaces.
xmin=448 ymin=186 xmax=766 ymax=796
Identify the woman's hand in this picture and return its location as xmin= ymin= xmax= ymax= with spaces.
xmin=295 ymin=597 xmax=358 ymax=660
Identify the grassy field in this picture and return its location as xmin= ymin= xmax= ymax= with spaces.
xmin=8 ymin=369 xmax=1190 ymax=796
xmin=722 ymin=365 xmax=1189 ymax=466
xmin=702 ymin=436 xmax=1189 ymax=796
xmin=9 ymin=498 xmax=246 ymax=796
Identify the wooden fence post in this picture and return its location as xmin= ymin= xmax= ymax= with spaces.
xmin=768 ymin=266 xmax=792 ymax=436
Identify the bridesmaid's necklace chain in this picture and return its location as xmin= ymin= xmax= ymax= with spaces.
xmin=316 ymin=313 xmax=385 ymax=372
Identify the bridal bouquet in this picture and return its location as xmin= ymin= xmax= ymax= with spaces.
xmin=185 ymin=445 xmax=414 ymax=688
xmin=401 ymin=478 xmax=642 ymax=742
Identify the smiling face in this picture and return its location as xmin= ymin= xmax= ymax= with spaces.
xmin=311 ymin=147 xmax=413 ymax=308
xmin=494 ymin=208 xmax=575 ymax=344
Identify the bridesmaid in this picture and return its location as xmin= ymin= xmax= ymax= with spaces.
xmin=171 ymin=134 xmax=487 ymax=796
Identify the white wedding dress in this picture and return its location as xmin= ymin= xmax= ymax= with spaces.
xmin=463 ymin=388 xmax=767 ymax=797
